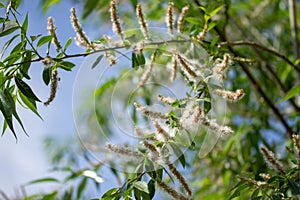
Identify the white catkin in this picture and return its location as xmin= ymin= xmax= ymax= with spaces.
xmin=136 ymin=3 xmax=150 ymax=39
xmin=177 ymin=5 xmax=189 ymax=33
xmin=134 ymin=102 xmax=169 ymax=119
xmin=166 ymin=2 xmax=174 ymax=36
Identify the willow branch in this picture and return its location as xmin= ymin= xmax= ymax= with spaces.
xmin=219 ymin=41 xmax=300 ymax=74
xmin=4 ymin=38 xmax=192 ymax=68
xmin=224 ymin=16 xmax=300 ymax=111
xmin=213 ymin=27 xmax=294 ymax=137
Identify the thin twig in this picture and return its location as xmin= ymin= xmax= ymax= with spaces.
xmin=5 ymin=39 xmax=192 ymax=68
xmin=219 ymin=41 xmax=300 ymax=73
xmin=213 ymin=26 xmax=294 ymax=137
xmin=226 ymin=16 xmax=300 ymax=111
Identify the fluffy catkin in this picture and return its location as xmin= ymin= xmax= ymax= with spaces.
xmin=44 ymin=70 xmax=59 ymax=106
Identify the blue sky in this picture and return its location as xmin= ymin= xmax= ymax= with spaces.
xmin=0 ymin=0 xmax=94 ymax=196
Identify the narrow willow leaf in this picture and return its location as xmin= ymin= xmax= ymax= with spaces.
xmin=18 ymin=91 xmax=42 ymax=119
xmin=11 ymin=0 xmax=22 ymax=10
xmin=63 ymin=37 xmax=72 ymax=52
xmin=137 ymin=53 xmax=146 ymax=66
xmin=37 ymin=35 xmax=53 ymax=48
xmin=281 ymin=84 xmax=300 ymax=102
xmin=76 ymin=177 xmax=88 ymax=199
xmin=57 ymin=61 xmax=75 ymax=71
xmin=22 ymin=13 xmax=28 ymax=33
xmin=0 ymin=89 xmax=16 ymax=140
xmin=0 ymin=34 xmax=19 ymax=59
xmin=15 ymin=77 xmax=41 ymax=102
xmin=42 ymin=67 xmax=51 ymax=85
xmin=1 ymin=119 xmax=8 ymax=136
xmin=91 ymin=54 xmax=104 ymax=69
xmin=133 ymin=181 xmax=149 ymax=194
xmin=4 ymin=89 xmax=28 ymax=135
xmin=27 ymin=177 xmax=59 ymax=185
xmin=132 ymin=52 xmax=138 ymax=69
xmin=30 ymin=34 xmax=42 ymax=42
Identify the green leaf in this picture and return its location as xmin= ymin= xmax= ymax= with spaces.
xmin=91 ymin=54 xmax=104 ymax=69
xmin=30 ymin=34 xmax=42 ymax=42
xmin=101 ymin=188 xmax=121 ymax=199
xmin=20 ymin=50 xmax=32 ymax=79
xmin=63 ymin=37 xmax=72 ymax=52
xmin=133 ymin=181 xmax=149 ymax=194
xmin=185 ymin=17 xmax=202 ymax=26
xmin=82 ymin=0 xmax=99 ymax=19
xmin=57 ymin=61 xmax=75 ymax=71
xmin=27 ymin=177 xmax=59 ymax=185
xmin=0 ymin=89 xmax=16 ymax=139
xmin=42 ymin=67 xmax=51 ymax=85
xmin=41 ymin=191 xmax=58 ymax=200
xmin=76 ymin=177 xmax=88 ymax=199
xmin=11 ymin=0 xmax=21 ymax=10
xmin=18 ymin=91 xmax=42 ymax=119
xmin=208 ymin=5 xmax=225 ymax=18
xmin=42 ymin=0 xmax=61 ymax=12
xmin=0 ymin=22 xmax=19 ymax=37
xmin=37 ymin=35 xmax=53 ymax=48
xmin=137 ymin=53 xmax=146 ymax=66
xmin=1 ymin=120 xmax=7 ymax=136
xmin=4 ymin=89 xmax=27 ymax=135
xmin=281 ymin=84 xmax=300 ymax=102
xmin=132 ymin=52 xmax=138 ymax=69
xmin=0 ymin=34 xmax=19 ymax=59
xmin=148 ymin=179 xmax=155 ymax=199
xmin=22 ymin=13 xmax=28 ymax=33
xmin=15 ymin=77 xmax=41 ymax=102
xmin=0 ymin=3 xmax=5 ymax=8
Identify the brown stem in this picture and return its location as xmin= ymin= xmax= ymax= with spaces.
xmin=214 ymin=27 xmax=294 ymax=137
xmin=226 ymin=16 xmax=300 ymax=111
xmin=219 ymin=41 xmax=300 ymax=74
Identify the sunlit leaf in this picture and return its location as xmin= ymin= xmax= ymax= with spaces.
xmin=37 ymin=35 xmax=53 ymax=48
xmin=22 ymin=13 xmax=28 ymax=33
xmin=56 ymin=61 xmax=75 ymax=71
xmin=63 ymin=37 xmax=72 ymax=52
xmin=133 ymin=181 xmax=149 ymax=194
xmin=18 ymin=91 xmax=42 ymax=119
xmin=281 ymin=84 xmax=300 ymax=102
xmin=15 ymin=77 xmax=41 ymax=102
